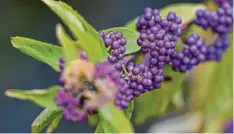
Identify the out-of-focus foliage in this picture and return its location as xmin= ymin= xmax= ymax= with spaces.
xmin=188 ymin=32 xmax=233 ymax=132
xmin=186 ymin=1 xmax=233 ymax=132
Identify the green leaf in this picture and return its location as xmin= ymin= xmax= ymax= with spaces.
xmin=124 ymin=3 xmax=204 ymax=30
xmin=123 ymin=100 xmax=134 ymax=120
xmin=172 ymin=88 xmax=185 ymax=108
xmin=187 ymin=34 xmax=233 ymax=132
xmin=88 ymin=114 xmax=99 ymax=127
xmin=5 ymin=86 xmax=59 ymax=109
xmin=134 ymin=65 xmax=184 ymax=125
xmin=11 ymin=37 xmax=62 ymax=71
xmin=94 ymin=121 xmax=104 ymax=133
xmin=102 ymin=27 xmax=140 ymax=54
xmin=95 ymin=104 xmax=133 ymax=133
xmin=46 ymin=114 xmax=63 ymax=133
xmin=124 ymin=17 xmax=138 ymax=30
xmin=31 ymin=108 xmax=62 ymax=133
xmin=42 ymin=0 xmax=108 ymax=63
xmin=94 ymin=101 xmax=134 ymax=133
xmin=56 ymin=24 xmax=79 ymax=65
xmin=203 ymin=33 xmax=233 ymax=132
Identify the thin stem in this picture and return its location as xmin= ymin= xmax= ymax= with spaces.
xmin=121 ymin=64 xmax=131 ymax=76
xmin=124 ymin=50 xmax=141 ymax=57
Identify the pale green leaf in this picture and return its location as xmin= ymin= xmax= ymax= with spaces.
xmin=88 ymin=114 xmax=99 ymax=127
xmin=46 ymin=114 xmax=63 ymax=133
xmin=5 ymin=86 xmax=59 ymax=109
xmin=96 ymin=104 xmax=133 ymax=133
xmin=31 ymin=108 xmax=62 ymax=133
xmin=56 ymin=24 xmax=79 ymax=64
xmin=42 ymin=0 xmax=108 ymax=63
xmin=124 ymin=17 xmax=138 ymax=30
xmin=11 ymin=37 xmax=62 ymax=71
xmin=94 ymin=121 xmax=104 ymax=133
xmin=123 ymin=100 xmax=134 ymax=120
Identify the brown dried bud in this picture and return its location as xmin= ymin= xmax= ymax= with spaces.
xmin=62 ymin=59 xmax=95 ymax=89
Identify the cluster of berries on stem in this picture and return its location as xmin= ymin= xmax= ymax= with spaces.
xmin=55 ymin=0 xmax=233 ymax=122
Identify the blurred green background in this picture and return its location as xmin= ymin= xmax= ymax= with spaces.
xmin=3 ymin=0 xmax=230 ymax=133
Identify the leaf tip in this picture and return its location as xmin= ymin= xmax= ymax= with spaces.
xmin=5 ymin=89 xmax=13 ymax=97
xmin=41 ymin=0 xmax=50 ymax=4
xmin=55 ymin=23 xmax=63 ymax=41
xmin=10 ymin=36 xmax=16 ymax=41
xmin=55 ymin=23 xmax=63 ymax=31
xmin=10 ymin=36 xmax=22 ymax=48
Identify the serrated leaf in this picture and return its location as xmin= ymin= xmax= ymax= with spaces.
xmin=11 ymin=37 xmax=62 ymax=71
xmin=5 ymin=86 xmax=59 ymax=109
xmin=42 ymin=0 xmax=108 ymax=63
xmin=134 ymin=65 xmax=184 ymax=125
xmin=95 ymin=104 xmax=133 ymax=133
xmin=31 ymin=108 xmax=62 ymax=133
xmin=102 ymin=27 xmax=140 ymax=54
xmin=124 ymin=3 xmax=204 ymax=30
xmin=56 ymin=24 xmax=79 ymax=65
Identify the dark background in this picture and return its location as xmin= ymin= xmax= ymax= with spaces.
xmin=0 ymin=0 xmax=203 ymax=132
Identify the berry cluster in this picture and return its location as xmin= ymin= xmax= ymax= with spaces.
xmin=133 ymin=8 xmax=181 ymax=91
xmin=206 ymin=35 xmax=230 ymax=61
xmin=136 ymin=8 xmax=181 ymax=54
xmin=126 ymin=62 xmax=164 ymax=93
xmin=56 ymin=0 xmax=233 ymax=122
xmin=170 ymin=0 xmax=232 ymax=72
xmin=195 ymin=2 xmax=233 ymax=34
xmin=99 ymin=8 xmax=182 ymax=100
xmin=170 ymin=34 xmax=207 ymax=72
xmin=99 ymin=31 xmax=127 ymax=63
